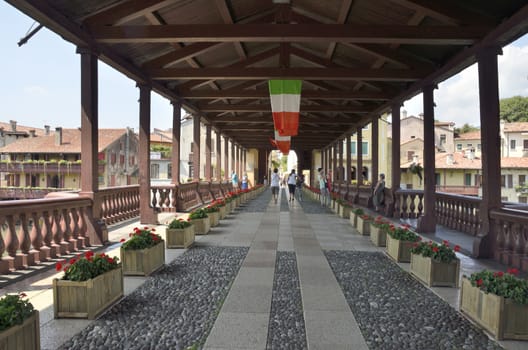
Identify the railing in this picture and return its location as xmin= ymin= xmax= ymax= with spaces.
xmin=0 ymin=196 xmax=94 ymax=274
xmin=198 ymin=182 xmax=213 ymax=204
xmin=98 ymin=186 xmax=140 ymax=225
xmin=436 ymin=192 xmax=481 ymax=236
xmin=490 ymin=208 xmax=528 ymax=270
xmin=151 ymin=185 xmax=177 ymax=211
xmin=435 ymin=185 xmax=479 ymax=196
xmin=0 ymin=161 xmax=104 ymax=174
xmin=0 ymin=187 xmax=78 ymax=200
xmin=176 ymin=182 xmax=202 ymax=211
xmin=394 ymin=189 xmax=424 ymax=219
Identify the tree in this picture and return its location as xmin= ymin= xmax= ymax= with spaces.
xmin=500 ymin=96 xmax=528 ymax=122
xmin=454 ymin=123 xmax=479 ymax=136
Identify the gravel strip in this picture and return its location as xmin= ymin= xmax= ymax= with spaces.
xmin=59 ymin=246 xmax=248 ymax=350
xmin=266 ymin=251 xmax=307 ymax=350
xmin=237 ymin=189 xmax=272 ymax=213
xmin=280 ymin=188 xmax=290 ymax=212
xmin=298 ymin=192 xmax=333 ymax=214
xmin=325 ymin=251 xmax=503 ymax=350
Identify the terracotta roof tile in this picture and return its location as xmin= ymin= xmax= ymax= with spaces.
xmin=435 ymin=152 xmax=481 ymax=169
xmin=501 ymin=157 xmax=528 ymax=168
xmin=0 ymin=121 xmax=46 ymax=134
xmin=455 ymin=131 xmax=481 ymax=140
xmin=503 ymin=122 xmax=528 ymax=133
xmin=0 ymin=128 xmax=130 ymax=153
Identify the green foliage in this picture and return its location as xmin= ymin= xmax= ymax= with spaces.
xmin=500 ymin=95 xmax=528 ymax=122
xmin=386 ymin=226 xmax=420 ymax=242
xmin=410 ymin=240 xmax=459 ymax=263
xmin=469 ymin=268 xmax=528 ymax=304
xmin=0 ymin=293 xmax=34 ymax=331
xmin=189 ymin=208 xmax=208 ymax=220
xmin=280 ymin=156 xmax=288 ymax=172
xmin=454 ymin=123 xmax=480 ymax=136
xmin=204 ymin=204 xmax=219 ymax=213
xmin=352 ymin=208 xmax=364 ymax=215
xmin=150 ymin=144 xmax=172 ymax=158
xmin=121 ymin=227 xmax=162 ymax=250
xmin=168 ymin=218 xmax=192 ymax=229
xmin=57 ymin=252 xmax=120 ymax=282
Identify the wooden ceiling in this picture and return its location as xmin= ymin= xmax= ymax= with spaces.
xmin=6 ymin=0 xmax=528 ymax=150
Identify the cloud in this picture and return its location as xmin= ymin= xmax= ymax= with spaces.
xmin=23 ymin=85 xmax=48 ymax=96
xmin=402 ymin=41 xmax=528 ymax=127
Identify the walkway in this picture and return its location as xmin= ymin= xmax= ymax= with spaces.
xmin=2 ymin=189 xmax=526 ymax=350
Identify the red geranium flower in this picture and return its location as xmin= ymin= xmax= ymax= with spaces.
xmin=56 ymin=262 xmax=63 ymax=271
xmin=69 ymin=258 xmax=76 ymax=265
xmin=454 ymin=245 xmax=460 ymax=252
xmin=476 ymin=278 xmax=483 ymax=287
xmin=442 ymin=240 xmax=449 ymax=246
xmin=432 ymin=246 xmax=439 ymax=253
xmin=507 ymin=268 xmax=519 ymax=275
xmin=120 ymin=238 xmax=126 ymax=242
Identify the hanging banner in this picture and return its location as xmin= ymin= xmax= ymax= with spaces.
xmin=269 ymin=135 xmax=291 ymax=155
xmin=269 ymin=80 xmax=302 ymax=136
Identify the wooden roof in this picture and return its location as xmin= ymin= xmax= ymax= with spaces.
xmin=6 ymin=0 xmax=528 ymax=150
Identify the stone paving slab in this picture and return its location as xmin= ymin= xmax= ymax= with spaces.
xmin=204 ymin=312 xmax=270 ymax=350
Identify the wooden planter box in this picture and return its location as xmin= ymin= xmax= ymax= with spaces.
xmin=121 ymin=241 xmax=165 ymax=276
xmin=0 ymin=310 xmax=40 ymax=350
xmin=460 ymin=277 xmax=528 ymax=340
xmin=166 ymin=226 xmax=195 ymax=248
xmin=53 ymin=265 xmax=124 ymax=319
xmin=192 ymin=217 xmax=210 ymax=235
xmin=339 ymin=205 xmax=351 ymax=218
xmin=218 ymin=205 xmax=227 ymax=219
xmin=350 ymin=213 xmax=358 ymax=228
xmin=356 ymin=216 xmax=371 ymax=236
xmin=386 ymin=235 xmax=414 ymax=262
xmin=410 ymin=253 xmax=459 ymax=287
xmin=370 ymin=225 xmax=387 ymax=247
xmin=209 ymin=211 xmax=220 ymax=227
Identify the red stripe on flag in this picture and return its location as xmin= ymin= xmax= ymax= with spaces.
xmin=272 ymin=112 xmax=299 ymax=136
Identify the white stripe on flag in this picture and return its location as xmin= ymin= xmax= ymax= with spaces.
xmin=270 ymin=94 xmax=301 ymax=112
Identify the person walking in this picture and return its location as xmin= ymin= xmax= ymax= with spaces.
xmin=241 ymin=173 xmax=249 ymax=190
xmin=318 ymin=167 xmax=329 ymax=207
xmin=296 ymin=174 xmax=304 ymax=201
xmin=231 ymin=170 xmax=239 ymax=189
xmin=287 ymin=169 xmax=297 ymax=202
xmin=373 ymin=173 xmax=386 ymax=211
xmin=270 ymin=168 xmax=281 ymax=204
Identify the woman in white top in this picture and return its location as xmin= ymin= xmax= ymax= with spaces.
xmin=318 ymin=167 xmax=329 ymax=207
xmin=287 ymin=169 xmax=297 ymax=202
xmin=270 ymin=168 xmax=281 ymax=204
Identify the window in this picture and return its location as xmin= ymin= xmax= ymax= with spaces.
xmin=507 ymin=174 xmax=513 ymax=188
xmin=524 ymin=140 xmax=528 ymax=150
xmin=519 ymin=175 xmax=526 ymax=186
xmin=464 ymin=173 xmax=472 ymax=186
xmin=120 ymin=154 xmax=125 ymax=165
xmin=467 ymin=143 xmax=472 ymax=148
xmin=407 ymin=151 xmax=415 ymax=161
xmin=456 ymin=144 xmax=462 ymax=151
xmin=501 ymin=197 xmax=508 ymax=202
xmin=511 ymin=140 xmax=516 ymax=150
xmin=167 ymin=164 xmax=172 ymax=179
xmin=111 ymin=152 xmax=116 ymax=165
xmin=477 ymin=144 xmax=481 ymax=151
xmin=351 ymin=141 xmax=356 ymax=155
xmin=520 ymin=197 xmax=527 ymax=204
xmin=151 ymin=164 xmax=160 ymax=179
xmin=435 ymin=173 xmax=441 ymax=186
xmin=501 ymin=175 xmax=505 ymax=187
xmin=361 ymin=141 xmax=368 ymax=155
xmin=440 ymin=134 xmax=446 ymax=145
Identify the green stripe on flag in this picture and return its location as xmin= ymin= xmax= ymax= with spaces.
xmin=269 ymin=80 xmax=302 ymax=95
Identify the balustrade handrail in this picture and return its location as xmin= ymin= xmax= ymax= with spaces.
xmin=490 ymin=207 xmax=528 ymax=224
xmin=0 ymin=195 xmax=92 ymax=215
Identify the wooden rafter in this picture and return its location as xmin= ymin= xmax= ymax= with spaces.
xmin=181 ymin=90 xmax=391 ymax=100
xmin=83 ymin=0 xmax=178 ymax=26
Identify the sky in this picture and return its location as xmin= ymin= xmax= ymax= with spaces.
xmin=0 ymin=2 xmax=527 ymax=132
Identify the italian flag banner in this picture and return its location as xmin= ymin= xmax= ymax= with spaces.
xmin=269 ymin=80 xmax=302 ymax=136
xmin=269 ymin=135 xmax=291 ymax=155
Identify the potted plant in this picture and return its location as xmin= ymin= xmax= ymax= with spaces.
xmin=385 ymin=225 xmax=419 ymax=262
xmin=166 ymin=218 xmax=195 ymax=249
xmin=356 ymin=214 xmax=373 ymax=236
xmin=0 ymin=293 xmax=40 ymax=350
xmin=460 ymin=268 xmax=528 ymax=340
xmin=120 ymin=226 xmax=165 ymax=276
xmin=337 ymin=200 xmax=352 ymax=218
xmin=53 ymin=251 xmax=123 ymax=319
xmin=189 ymin=208 xmax=210 ymax=235
xmin=204 ymin=204 xmax=220 ymax=227
xmin=350 ymin=208 xmax=364 ymax=228
xmin=410 ymin=240 xmax=460 ymax=287
xmin=370 ymin=216 xmax=390 ymax=247
xmin=213 ymin=198 xmax=227 ymax=219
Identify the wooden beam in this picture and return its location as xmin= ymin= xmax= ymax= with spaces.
xmin=326 ymin=0 xmax=354 ymax=59
xmin=181 ymin=89 xmax=390 ymax=100
xmin=83 ymin=0 xmax=177 ymax=26
xmin=198 ymin=103 xmax=373 ymax=112
xmin=150 ymin=67 xmax=426 ymax=81
xmin=142 ymin=42 xmax=224 ymax=69
xmin=91 ymin=24 xmax=488 ymax=45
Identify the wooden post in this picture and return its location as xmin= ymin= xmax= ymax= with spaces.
xmin=338 ymin=138 xmax=343 ymax=184
xmin=390 ymin=103 xmax=401 ymax=217
xmin=192 ymin=115 xmax=201 ymax=181
xmin=474 ymin=47 xmax=502 ymax=258
xmin=372 ymin=117 xmax=379 ymax=189
xmin=216 ymin=129 xmax=222 ymax=180
xmin=171 ymin=100 xmax=181 ymax=185
xmin=417 ymin=84 xmax=437 ymax=232
xmin=138 ymin=83 xmax=158 ymax=224
xmin=346 ymin=135 xmax=352 ymax=184
xmin=224 ymin=135 xmax=229 ymax=180
xmin=205 ymin=124 xmax=212 ymax=181
xmin=356 ymin=127 xmax=363 ymax=196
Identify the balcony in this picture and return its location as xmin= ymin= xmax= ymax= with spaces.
xmin=0 ymin=161 xmax=105 ymax=174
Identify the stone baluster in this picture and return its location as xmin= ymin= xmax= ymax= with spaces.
xmin=52 ymin=209 xmax=66 ymax=255
xmin=42 ymin=211 xmax=56 ymax=258
xmin=29 ymin=212 xmax=44 ymax=263
xmin=61 ymin=208 xmax=75 ymax=252
xmin=17 ymin=214 xmax=31 ymax=267
xmin=5 ymin=215 xmax=20 ymax=269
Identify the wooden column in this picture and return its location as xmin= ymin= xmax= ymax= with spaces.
xmin=192 ymin=115 xmax=201 ymax=181
xmin=235 ymin=145 xmax=240 ymax=176
xmin=77 ymin=47 xmax=105 ymax=245
xmin=356 ymin=127 xmax=363 ymax=202
xmin=216 ymin=130 xmax=222 ymax=180
xmin=390 ymin=103 xmax=401 ymax=217
xmin=417 ymin=85 xmax=437 ymax=233
xmin=171 ymin=100 xmax=181 ymax=185
xmin=205 ymin=124 xmax=212 ymax=181
xmin=231 ymin=141 xmax=235 ymax=176
xmin=138 ymin=83 xmax=158 ymax=224
xmin=224 ymin=135 xmax=230 ymax=180
xmin=371 ymin=117 xmax=379 ymax=189
xmin=258 ymin=148 xmax=267 ymax=184
xmin=346 ymin=135 xmax=352 ymax=184
xmin=474 ymin=47 xmax=502 ymax=258
xmin=338 ymin=139 xmax=344 ymax=184
xmin=332 ymin=143 xmax=337 ymax=184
